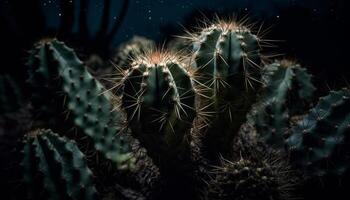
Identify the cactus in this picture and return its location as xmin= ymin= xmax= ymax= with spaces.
xmin=120 ymin=50 xmax=196 ymax=171
xmin=0 ymin=74 xmax=23 ymax=114
xmin=208 ymin=153 xmax=295 ymax=200
xmin=2 ymin=14 xmax=350 ymax=200
xmin=27 ymin=39 xmax=133 ymax=169
xmin=113 ymin=36 xmax=155 ymax=70
xmin=286 ymin=88 xmax=350 ymax=177
xmin=251 ymin=60 xmax=316 ymax=147
xmin=118 ymin=50 xmax=199 ymax=199
xmin=190 ymin=20 xmax=262 ymax=160
xmin=21 ymin=129 xmax=97 ymax=200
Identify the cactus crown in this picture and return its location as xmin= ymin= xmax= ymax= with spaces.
xmin=189 ymin=18 xmax=262 ymax=92
xmin=121 ymin=49 xmax=195 ymax=124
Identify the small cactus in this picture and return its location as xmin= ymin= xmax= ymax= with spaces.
xmin=208 ymin=154 xmax=295 ymax=200
xmin=1 ymin=13 xmax=350 ymax=200
xmin=21 ymin=129 xmax=98 ymax=200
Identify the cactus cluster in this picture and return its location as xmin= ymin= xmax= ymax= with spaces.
xmin=27 ymin=39 xmax=133 ymax=169
xmin=1 ymin=16 xmax=350 ymax=200
xmin=121 ymin=51 xmax=195 ymax=169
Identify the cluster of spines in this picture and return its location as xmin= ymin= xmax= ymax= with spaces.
xmin=208 ymin=155 xmax=294 ymax=200
xmin=27 ymin=39 xmax=133 ymax=169
xmin=251 ymin=60 xmax=316 ymax=147
xmin=120 ymin=50 xmax=196 ymax=170
xmin=286 ymin=88 xmax=350 ymax=176
xmin=189 ymin=20 xmax=263 ymax=160
xmin=21 ymin=129 xmax=97 ymax=200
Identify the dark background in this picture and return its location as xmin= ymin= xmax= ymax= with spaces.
xmin=0 ymin=0 xmax=348 ymax=93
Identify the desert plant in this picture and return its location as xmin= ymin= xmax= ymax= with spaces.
xmin=2 ymin=16 xmax=349 ymax=200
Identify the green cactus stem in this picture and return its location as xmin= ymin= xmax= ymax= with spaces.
xmin=191 ymin=20 xmax=262 ymax=160
xmin=21 ymin=129 xmax=98 ymax=200
xmin=27 ymin=39 xmax=133 ymax=169
xmin=286 ymin=88 xmax=350 ymax=177
xmin=120 ymin=50 xmax=196 ymax=171
xmin=251 ymin=60 xmax=315 ymax=147
xmin=119 ymin=50 xmax=200 ymax=199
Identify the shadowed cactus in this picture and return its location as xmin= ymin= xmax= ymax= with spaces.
xmin=286 ymin=88 xmax=350 ymax=177
xmin=27 ymin=39 xmax=134 ymax=169
xmin=208 ymin=154 xmax=295 ymax=200
xmin=118 ymin=49 xmax=198 ymax=199
xmin=21 ymin=129 xmax=97 ymax=200
xmin=188 ymin=19 xmax=263 ymax=160
xmin=251 ymin=60 xmax=316 ymax=147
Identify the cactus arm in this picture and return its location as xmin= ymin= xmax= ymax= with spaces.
xmin=27 ymin=39 xmax=133 ymax=169
xmin=287 ymin=89 xmax=350 ymax=176
xmin=22 ymin=129 xmax=98 ymax=200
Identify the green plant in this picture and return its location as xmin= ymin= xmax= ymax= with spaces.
xmin=21 ymin=129 xmax=97 ymax=200
xmin=286 ymin=88 xmax=350 ymax=176
xmin=190 ymin=20 xmax=262 ymax=160
xmin=251 ymin=60 xmax=316 ymax=147
xmin=2 ymin=16 xmax=350 ymax=200
xmin=27 ymin=39 xmax=133 ymax=169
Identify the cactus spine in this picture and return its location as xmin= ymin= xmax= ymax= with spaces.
xmin=22 ymin=129 xmax=97 ymax=200
xmin=119 ymin=50 xmax=199 ymax=199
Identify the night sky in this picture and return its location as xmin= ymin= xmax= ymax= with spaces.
xmin=34 ymin=0 xmax=339 ymax=45
xmin=0 ymin=0 xmax=347 ymax=88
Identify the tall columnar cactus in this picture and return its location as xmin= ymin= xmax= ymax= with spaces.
xmin=120 ymin=50 xmax=196 ymax=172
xmin=119 ymin=50 xmax=199 ymax=199
xmin=286 ymin=88 xmax=350 ymax=177
xmin=190 ymin=20 xmax=262 ymax=160
xmin=27 ymin=39 xmax=133 ymax=169
xmin=251 ymin=60 xmax=315 ymax=147
xmin=21 ymin=129 xmax=97 ymax=200
xmin=0 ymin=74 xmax=23 ymax=114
